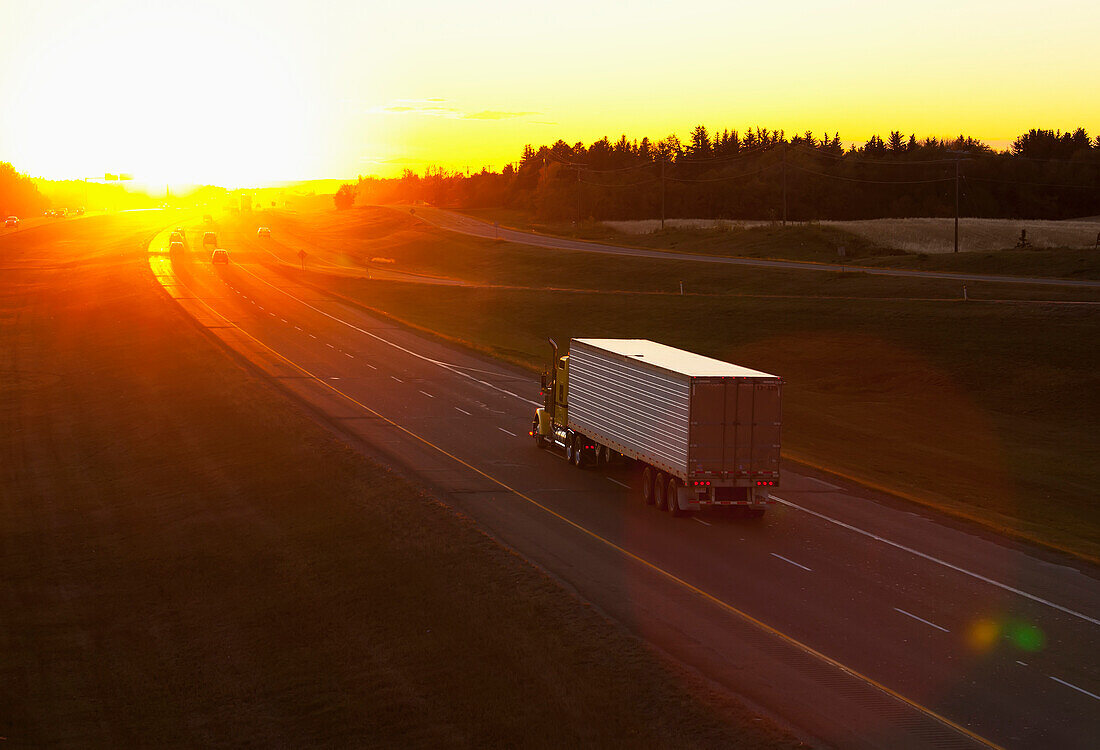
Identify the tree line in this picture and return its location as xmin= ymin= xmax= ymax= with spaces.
xmin=354 ymin=126 xmax=1100 ymax=222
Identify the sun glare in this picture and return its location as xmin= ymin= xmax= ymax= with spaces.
xmin=5 ymin=1 xmax=323 ymax=188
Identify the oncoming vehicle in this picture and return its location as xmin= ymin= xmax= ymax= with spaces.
xmin=256 ymin=226 xmax=271 ymax=237
xmin=210 ymin=248 xmax=230 ymax=264
xmin=4 ymin=216 xmax=19 ymax=227
xmin=202 ymin=231 xmax=217 ymax=249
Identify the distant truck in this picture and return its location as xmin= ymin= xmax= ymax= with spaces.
xmin=202 ymin=231 xmax=217 ymax=250
xmin=532 ymin=338 xmax=782 ymax=516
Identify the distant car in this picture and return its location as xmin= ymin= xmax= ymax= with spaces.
xmin=4 ymin=216 xmax=18 ymax=227
xmin=55 ymin=208 xmax=66 ymax=217
xmin=256 ymin=226 xmax=271 ymax=237
xmin=169 ymin=241 xmax=185 ymax=254
xmin=202 ymin=214 xmax=213 ymax=224
xmin=174 ymin=226 xmax=185 ymax=239
xmin=202 ymin=231 xmax=217 ymax=248
xmin=211 ymin=249 xmax=229 ymax=264
xmin=74 ymin=207 xmax=85 ymax=216
xmin=169 ymin=231 xmax=184 ymax=244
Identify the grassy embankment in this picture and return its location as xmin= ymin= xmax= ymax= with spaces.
xmin=260 ymin=206 xmax=1100 ymax=562
xmin=456 ymin=207 xmax=1100 ymax=280
xmin=0 ymin=215 xmax=800 ymax=746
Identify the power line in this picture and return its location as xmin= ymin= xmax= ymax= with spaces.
xmin=789 ymin=163 xmax=955 ymax=185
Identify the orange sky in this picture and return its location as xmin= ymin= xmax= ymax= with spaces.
xmin=1 ymin=0 xmax=1097 ymax=187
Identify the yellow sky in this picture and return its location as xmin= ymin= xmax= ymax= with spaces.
xmin=1 ymin=0 xmax=1097 ymax=187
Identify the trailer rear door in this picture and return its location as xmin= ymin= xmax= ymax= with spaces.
xmin=689 ymin=377 xmax=781 ymax=478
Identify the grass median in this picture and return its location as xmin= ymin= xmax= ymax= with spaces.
xmin=253 ymin=208 xmax=1099 ymax=561
xmin=0 ymin=216 xmax=801 ymax=746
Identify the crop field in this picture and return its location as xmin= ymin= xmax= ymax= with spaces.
xmin=251 ymin=206 xmax=1100 ymax=561
xmin=457 ymin=207 xmax=1100 ymax=278
xmin=604 ymin=217 xmax=1100 ymax=254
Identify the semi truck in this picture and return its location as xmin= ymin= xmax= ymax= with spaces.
xmin=532 ymin=338 xmax=782 ymax=516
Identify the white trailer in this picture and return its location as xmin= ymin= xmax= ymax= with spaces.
xmin=533 ymin=338 xmax=782 ymax=516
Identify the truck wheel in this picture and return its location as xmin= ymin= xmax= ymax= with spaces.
xmin=641 ymin=465 xmax=655 ymax=505
xmin=571 ymin=436 xmax=585 ymax=468
xmin=654 ymin=472 xmax=668 ymax=510
xmin=666 ymin=477 xmax=685 ymax=516
xmin=565 ymin=436 xmax=576 ymax=464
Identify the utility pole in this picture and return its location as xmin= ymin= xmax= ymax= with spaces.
xmin=947 ymin=150 xmax=969 ymax=253
xmin=659 ymin=155 xmax=666 ymax=231
xmin=576 ymin=165 xmax=582 ymax=231
xmin=781 ymin=143 xmax=788 ymax=227
xmin=954 ymin=157 xmax=960 ymax=253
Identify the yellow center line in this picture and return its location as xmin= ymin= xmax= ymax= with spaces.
xmin=153 ymin=230 xmax=1002 ymax=750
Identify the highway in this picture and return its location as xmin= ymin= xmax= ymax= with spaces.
xmin=406 ymin=206 xmax=1100 ymax=289
xmin=142 ymin=214 xmax=1100 ymax=749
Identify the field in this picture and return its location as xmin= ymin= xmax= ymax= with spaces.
xmin=457 ymin=207 xmax=1100 ymax=279
xmin=604 ymin=217 xmax=1100 ymax=254
xmin=0 ymin=214 xmax=800 ymax=746
xmin=255 ymin=206 xmax=1100 ymax=561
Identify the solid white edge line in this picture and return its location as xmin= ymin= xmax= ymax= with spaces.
xmin=770 ymin=553 xmax=812 ymax=572
xmin=605 ymin=477 xmax=630 ymax=489
xmin=894 ymin=607 xmax=950 ymax=633
xmin=1048 ymin=675 xmax=1100 ymax=702
xmin=498 ymin=427 xmax=517 ymax=437
xmin=693 ymin=517 xmax=712 ymax=527
xmin=773 ymin=495 xmax=1100 ymax=627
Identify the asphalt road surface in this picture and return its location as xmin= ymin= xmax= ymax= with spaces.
xmin=404 ymin=206 xmax=1100 ymax=289
xmin=142 ymin=217 xmax=1100 ymax=748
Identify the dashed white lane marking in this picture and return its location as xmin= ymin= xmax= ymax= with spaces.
xmin=364 ymin=363 xmax=377 ymax=370
xmin=308 ymin=333 xmax=317 ymax=338
xmin=1016 ymin=660 xmax=1028 ymax=666
xmin=894 ymin=607 xmax=950 ymax=633
xmin=1049 ymin=675 xmax=1100 ymax=702
xmin=391 ymin=376 xmax=403 ymax=383
xmin=498 ymin=427 xmax=517 ymax=437
xmin=329 ymin=377 xmax=340 ymax=380
xmin=454 ymin=407 xmax=471 ymax=415
xmin=294 ymin=326 xmax=302 ymax=331
xmin=280 ymin=318 xmax=288 ymax=323
xmin=773 ymin=495 xmax=1100 ymax=627
xmin=770 ymin=553 xmax=812 ymax=572
xmin=693 ymin=517 xmax=712 ymax=527
xmin=606 ymin=477 xmax=630 ymax=489
xmin=419 ymin=390 xmax=434 ymax=398
xmin=326 ymin=343 xmax=335 ymax=348
xmin=235 ymin=265 xmax=540 ymax=406
xmin=344 ymin=352 xmax=354 ymax=358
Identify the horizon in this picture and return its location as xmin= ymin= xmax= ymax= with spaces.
xmin=1 ymin=0 xmax=1097 ymax=188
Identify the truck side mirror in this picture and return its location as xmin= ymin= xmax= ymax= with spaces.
xmin=540 ymin=374 xmax=547 ymax=389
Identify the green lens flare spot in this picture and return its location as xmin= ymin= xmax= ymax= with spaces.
xmin=1008 ymin=622 xmax=1045 ymax=652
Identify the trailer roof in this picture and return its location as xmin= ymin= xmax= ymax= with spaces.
xmin=573 ymin=339 xmax=778 ymax=379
